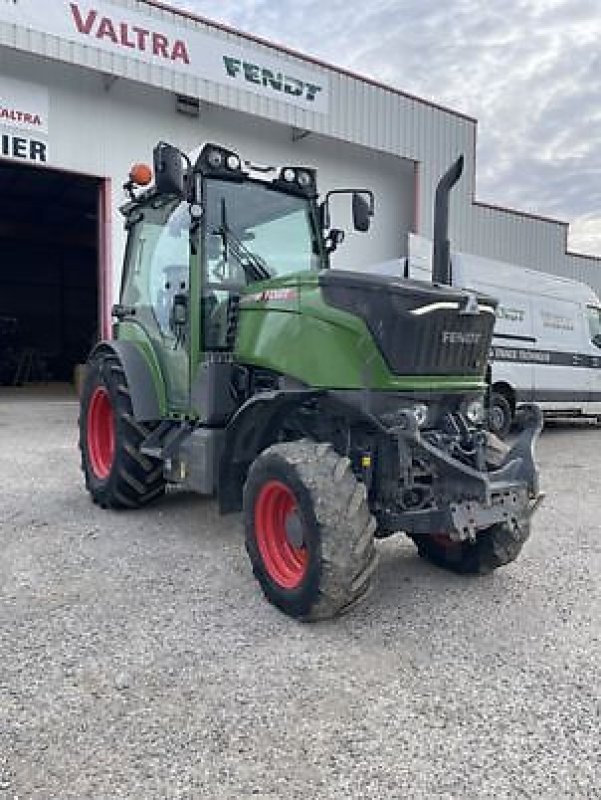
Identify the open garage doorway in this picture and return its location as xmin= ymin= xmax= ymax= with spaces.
xmin=0 ymin=161 xmax=106 ymax=391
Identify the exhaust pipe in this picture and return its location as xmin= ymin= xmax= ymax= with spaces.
xmin=432 ymin=154 xmax=464 ymax=285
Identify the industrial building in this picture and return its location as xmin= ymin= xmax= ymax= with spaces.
xmin=1 ymin=0 xmax=599 ymax=386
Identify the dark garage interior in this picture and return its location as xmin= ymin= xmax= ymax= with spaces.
xmin=0 ymin=161 xmax=100 ymax=387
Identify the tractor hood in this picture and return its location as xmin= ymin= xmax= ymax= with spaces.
xmin=319 ymin=270 xmax=497 ymax=377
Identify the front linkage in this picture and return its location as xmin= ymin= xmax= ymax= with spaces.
xmin=369 ymin=403 xmax=544 ymax=573
xmin=218 ymin=386 xmax=543 ymax=556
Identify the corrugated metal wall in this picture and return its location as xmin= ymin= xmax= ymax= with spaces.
xmin=1 ymin=0 xmax=600 ymax=296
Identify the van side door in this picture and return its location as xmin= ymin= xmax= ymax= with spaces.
xmin=532 ymin=297 xmax=585 ymax=411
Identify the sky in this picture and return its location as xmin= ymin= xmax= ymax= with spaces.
xmin=167 ymin=0 xmax=601 ymax=258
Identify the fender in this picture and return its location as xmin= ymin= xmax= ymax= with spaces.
xmin=89 ymin=340 xmax=164 ymax=422
xmin=217 ymin=388 xmax=391 ymax=514
xmin=218 ymin=389 xmax=324 ymax=514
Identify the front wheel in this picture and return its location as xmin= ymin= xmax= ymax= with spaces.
xmin=412 ymin=519 xmax=531 ymax=575
xmin=243 ymin=440 xmax=378 ymax=621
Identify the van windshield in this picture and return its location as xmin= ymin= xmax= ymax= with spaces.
xmin=586 ymin=306 xmax=601 ymax=348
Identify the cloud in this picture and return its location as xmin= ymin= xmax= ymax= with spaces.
xmin=168 ymin=0 xmax=601 ymax=257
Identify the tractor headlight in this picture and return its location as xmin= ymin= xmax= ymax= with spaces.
xmin=297 ymin=170 xmax=312 ymax=188
xmin=412 ymin=403 xmax=429 ymax=428
xmin=207 ymin=148 xmax=223 ymax=169
xmin=196 ymin=144 xmax=245 ymax=177
xmin=465 ymin=399 xmax=485 ymax=425
xmin=282 ymin=168 xmax=296 ymax=183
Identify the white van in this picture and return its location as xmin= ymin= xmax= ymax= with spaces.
xmin=366 ymin=234 xmax=601 ymax=435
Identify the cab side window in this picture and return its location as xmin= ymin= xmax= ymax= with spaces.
xmin=148 ymin=204 xmax=190 ymax=338
xmin=121 ymin=200 xmax=190 ymax=340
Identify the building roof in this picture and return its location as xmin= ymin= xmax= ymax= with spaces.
xmin=140 ymin=0 xmax=477 ymax=125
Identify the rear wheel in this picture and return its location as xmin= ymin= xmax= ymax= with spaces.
xmin=79 ymin=352 xmax=165 ymax=509
xmin=413 ymin=519 xmax=531 ymax=575
xmin=243 ymin=440 xmax=378 ymax=621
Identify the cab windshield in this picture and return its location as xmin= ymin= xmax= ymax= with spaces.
xmin=203 ymin=178 xmax=322 ymax=287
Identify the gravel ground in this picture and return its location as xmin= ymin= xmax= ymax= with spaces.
xmin=1 ymin=392 xmax=600 ymax=799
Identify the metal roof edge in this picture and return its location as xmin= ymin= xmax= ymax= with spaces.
xmin=467 ymin=130 xmax=600 ymax=263
xmin=565 ymin=249 xmax=601 ymax=264
xmin=473 ymin=199 xmax=569 ymax=228
xmin=138 ymin=0 xmax=477 ymax=125
xmin=474 ymin=201 xmax=601 ymax=265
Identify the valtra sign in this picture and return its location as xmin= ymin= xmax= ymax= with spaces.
xmin=69 ymin=3 xmax=190 ymax=65
xmin=0 ymin=0 xmax=329 ymax=114
xmin=0 ymin=76 xmax=50 ymax=164
xmin=0 ymin=104 xmax=43 ymax=129
xmin=0 ymin=76 xmax=49 ymax=135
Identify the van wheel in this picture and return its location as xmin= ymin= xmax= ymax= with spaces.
xmin=489 ymin=392 xmax=512 ymax=438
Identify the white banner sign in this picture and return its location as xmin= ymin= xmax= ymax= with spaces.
xmin=0 ymin=130 xmax=49 ymax=164
xmin=0 ymin=74 xmax=49 ymax=134
xmin=0 ymin=0 xmax=329 ymax=114
xmin=0 ymin=75 xmax=49 ymax=164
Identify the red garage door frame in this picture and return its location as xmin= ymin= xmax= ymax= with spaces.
xmin=98 ymin=176 xmax=112 ymax=340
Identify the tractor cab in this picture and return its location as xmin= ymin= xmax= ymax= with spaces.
xmin=116 ymin=142 xmax=373 ymax=414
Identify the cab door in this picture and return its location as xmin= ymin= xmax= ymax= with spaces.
xmin=120 ymin=199 xmax=195 ymax=412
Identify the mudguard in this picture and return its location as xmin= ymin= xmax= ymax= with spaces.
xmin=218 ymin=389 xmax=325 ymax=514
xmin=88 ymin=340 xmax=163 ymax=422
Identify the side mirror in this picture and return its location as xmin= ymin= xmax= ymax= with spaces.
xmin=592 ymin=333 xmax=601 ymax=349
xmin=352 ymin=192 xmax=373 ymax=232
xmin=154 ymin=141 xmax=185 ymax=197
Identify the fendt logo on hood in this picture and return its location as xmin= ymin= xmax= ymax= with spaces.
xmin=223 ymin=56 xmax=322 ymax=103
xmin=69 ymin=2 xmax=190 ymax=64
xmin=442 ymin=331 xmax=483 ymax=346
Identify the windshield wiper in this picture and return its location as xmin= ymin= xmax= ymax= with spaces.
xmin=218 ymin=199 xmax=271 ymax=282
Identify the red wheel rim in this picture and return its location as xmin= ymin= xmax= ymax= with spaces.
xmin=254 ymin=480 xmax=308 ymax=589
xmin=87 ymin=386 xmax=115 ymax=480
xmin=430 ymin=533 xmax=461 ymax=550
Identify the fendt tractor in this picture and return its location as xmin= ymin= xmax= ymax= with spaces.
xmin=79 ymin=141 xmax=544 ymax=621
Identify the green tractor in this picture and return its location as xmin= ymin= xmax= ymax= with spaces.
xmin=79 ymin=141 xmax=543 ymax=621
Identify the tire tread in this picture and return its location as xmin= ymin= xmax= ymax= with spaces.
xmin=79 ymin=352 xmax=165 ymax=510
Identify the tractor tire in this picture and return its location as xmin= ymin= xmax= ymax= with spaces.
xmin=79 ymin=351 xmax=165 ymax=509
xmin=243 ymin=440 xmax=378 ymax=621
xmin=489 ymin=391 xmax=513 ymax=438
xmin=412 ymin=518 xmax=531 ymax=575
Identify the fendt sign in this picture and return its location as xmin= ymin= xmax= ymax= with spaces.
xmin=0 ymin=0 xmax=329 ymax=114
xmin=223 ymin=56 xmax=323 ymax=105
